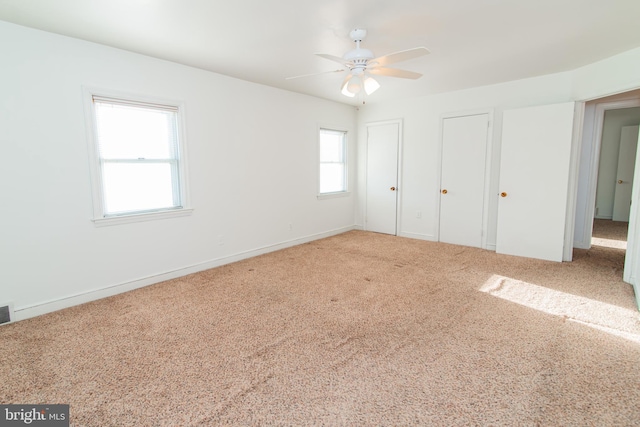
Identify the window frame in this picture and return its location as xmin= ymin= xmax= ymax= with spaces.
xmin=83 ymin=87 xmax=192 ymax=226
xmin=318 ymin=126 xmax=350 ymax=199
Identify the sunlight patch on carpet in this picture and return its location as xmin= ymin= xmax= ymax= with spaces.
xmin=591 ymin=237 xmax=627 ymax=250
xmin=480 ymin=275 xmax=640 ymax=344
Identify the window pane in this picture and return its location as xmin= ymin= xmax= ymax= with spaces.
xmin=320 ymin=164 xmax=345 ymax=193
xmin=319 ymin=129 xmax=347 ymax=194
xmin=102 ymin=163 xmax=177 ymax=214
xmin=95 ymin=102 xmax=178 ymax=160
xmin=320 ymin=131 xmax=344 ymax=162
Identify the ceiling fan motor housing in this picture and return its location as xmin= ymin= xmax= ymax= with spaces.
xmin=343 ymin=48 xmax=374 ymax=62
xmin=344 ymin=28 xmax=374 ymax=73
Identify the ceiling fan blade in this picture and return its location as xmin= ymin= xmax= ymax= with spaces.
xmin=368 ymin=67 xmax=423 ymax=79
xmin=316 ymin=53 xmax=350 ymax=66
xmin=285 ymin=69 xmax=344 ymax=80
xmin=370 ymin=47 xmax=429 ymax=67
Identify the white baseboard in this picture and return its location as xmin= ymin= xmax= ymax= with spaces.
xmin=573 ymin=240 xmax=591 ymax=250
xmin=398 ymin=231 xmax=436 ymax=241
xmin=14 ymin=225 xmax=356 ymax=322
xmin=485 ymin=243 xmax=496 ymax=251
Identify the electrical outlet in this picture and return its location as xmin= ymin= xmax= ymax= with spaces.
xmin=218 ymin=235 xmax=224 ymax=246
xmin=416 ymin=211 xmax=422 ymax=219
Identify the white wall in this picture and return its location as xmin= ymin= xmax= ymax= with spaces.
xmin=0 ymin=21 xmax=357 ymax=320
xmin=572 ymin=47 xmax=640 ymax=101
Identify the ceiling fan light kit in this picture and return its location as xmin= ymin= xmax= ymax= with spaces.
xmin=288 ymin=28 xmax=430 ymax=99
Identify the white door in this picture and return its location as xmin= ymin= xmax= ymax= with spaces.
xmin=612 ymin=125 xmax=639 ymax=222
xmin=496 ymin=102 xmax=575 ymax=262
xmin=623 ymin=128 xmax=640 ymax=310
xmin=439 ymin=113 xmax=490 ymax=248
xmin=366 ymin=121 xmax=400 ymax=235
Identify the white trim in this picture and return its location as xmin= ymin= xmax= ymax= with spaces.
xmin=398 ymin=231 xmax=436 ymax=241
xmin=434 ymin=116 xmax=444 ymax=243
xmin=82 ymin=86 xmax=192 ymax=225
xmin=563 ymin=101 xmax=585 ymax=262
xmin=317 ymin=191 xmax=351 ymax=200
xmin=396 ymin=120 xmax=404 ymax=236
xmin=13 ymin=225 xmax=357 ymax=323
xmin=92 ymin=207 xmax=194 ymax=227
xmin=624 ymin=124 xmax=640 ymax=290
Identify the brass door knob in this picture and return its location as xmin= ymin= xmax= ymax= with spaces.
xmin=441 ymin=189 xmax=448 ymax=194
xmin=500 ymin=192 xmax=508 ymax=198
xmin=618 ymin=180 xmax=624 ymax=184
xmin=390 ymin=187 xmax=396 ymax=191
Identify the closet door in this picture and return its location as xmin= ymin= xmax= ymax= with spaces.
xmin=366 ymin=121 xmax=400 ymax=235
xmin=496 ymin=102 xmax=575 ymax=262
xmin=439 ymin=113 xmax=490 ymax=248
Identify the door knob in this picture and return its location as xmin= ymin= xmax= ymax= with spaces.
xmin=500 ymin=192 xmax=508 ymax=198
xmin=618 ymin=180 xmax=624 ymax=184
xmin=441 ymin=189 xmax=448 ymax=194
xmin=390 ymin=187 xmax=396 ymax=191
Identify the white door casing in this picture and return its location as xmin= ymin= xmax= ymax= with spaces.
xmin=496 ymin=102 xmax=575 ymax=262
xmin=612 ymin=125 xmax=639 ymax=222
xmin=366 ymin=121 xmax=400 ymax=235
xmin=439 ymin=113 xmax=490 ymax=248
xmin=624 ymin=127 xmax=640 ymax=310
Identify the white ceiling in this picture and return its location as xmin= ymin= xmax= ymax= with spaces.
xmin=2 ymin=0 xmax=640 ymax=106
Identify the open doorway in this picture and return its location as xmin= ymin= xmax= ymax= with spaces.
xmin=572 ymin=90 xmax=640 ymax=310
xmin=574 ymin=90 xmax=640 ymax=252
xmin=591 ymin=218 xmax=628 ymax=250
xmin=590 ymin=108 xmax=640 ymax=251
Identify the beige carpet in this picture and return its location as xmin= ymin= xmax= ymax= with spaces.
xmin=1 ymin=231 xmax=639 ymax=426
xmin=592 ymin=218 xmax=629 ymax=242
xmin=592 ymin=219 xmax=629 ymax=250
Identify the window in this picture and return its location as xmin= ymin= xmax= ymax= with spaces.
xmin=319 ymin=128 xmax=347 ymax=195
xmin=86 ymin=92 xmax=191 ymax=225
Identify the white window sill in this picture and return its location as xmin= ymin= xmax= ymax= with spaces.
xmin=317 ymin=191 xmax=351 ymax=200
xmin=92 ymin=208 xmax=194 ymax=227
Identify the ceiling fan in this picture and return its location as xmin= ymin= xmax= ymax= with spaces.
xmin=287 ymin=29 xmax=430 ymax=98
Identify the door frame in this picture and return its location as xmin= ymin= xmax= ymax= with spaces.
xmin=573 ymin=98 xmax=640 ymax=251
xmin=624 ymin=143 xmax=640 ymax=300
xmin=563 ymin=102 xmax=586 ymax=262
xmin=365 ymin=119 xmax=403 ymax=235
xmin=612 ymin=125 xmax=639 ymax=222
xmin=568 ymin=89 xmax=640 ymax=311
xmin=435 ymin=109 xmax=494 ymax=249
